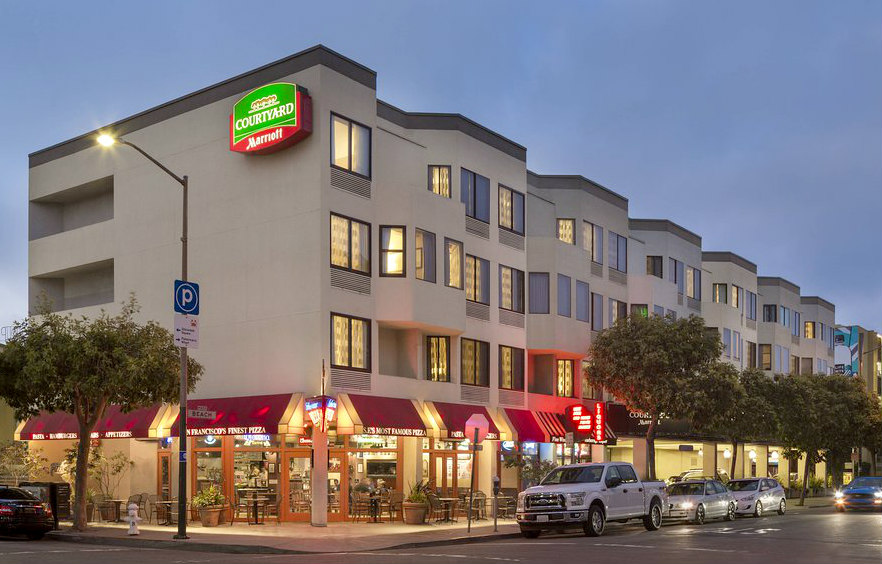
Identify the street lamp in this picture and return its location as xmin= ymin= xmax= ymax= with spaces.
xmin=97 ymin=132 xmax=191 ymax=540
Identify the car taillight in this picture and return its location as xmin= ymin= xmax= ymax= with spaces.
xmin=42 ymin=503 xmax=53 ymax=516
xmin=0 ymin=504 xmax=14 ymax=516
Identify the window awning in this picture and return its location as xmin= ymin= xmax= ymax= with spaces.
xmin=534 ymin=411 xmax=568 ymax=442
xmin=501 ymin=408 xmax=549 ymax=443
xmin=165 ymin=393 xmax=302 ymax=437
xmin=423 ymin=401 xmax=503 ymax=441
xmin=15 ymin=404 xmax=166 ymax=441
xmin=336 ymin=394 xmax=432 ymax=437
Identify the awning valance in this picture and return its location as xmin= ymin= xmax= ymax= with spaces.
xmin=336 ymin=394 xmax=431 ymax=437
xmin=424 ymin=401 xmax=502 ymax=441
xmin=535 ymin=411 xmax=568 ymax=442
xmin=502 ymin=408 xmax=548 ymax=443
xmin=166 ymin=393 xmax=301 ymax=437
xmin=16 ymin=404 xmax=165 ymax=441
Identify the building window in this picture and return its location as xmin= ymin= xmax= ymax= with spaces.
xmin=498 ymin=185 xmax=524 ymax=234
xmin=557 ymin=274 xmax=572 ymax=317
xmin=461 ymin=168 xmax=490 ymax=223
xmin=330 ymin=213 xmax=370 ymax=274
xmin=630 ymin=304 xmax=649 ymax=318
xmin=529 ymin=272 xmax=550 ymax=314
xmin=415 ymin=229 xmax=436 ymax=282
xmin=760 ymin=344 xmax=772 ymax=370
xmin=685 ymin=266 xmax=701 ymax=299
xmin=746 ymin=291 xmax=757 ymax=320
xmin=556 ymin=359 xmax=574 ymax=398
xmin=669 ymin=258 xmax=684 ymax=293
xmin=331 ymin=113 xmax=371 ymax=177
xmin=780 ymin=306 xmax=790 ymax=328
xmin=499 ymin=346 xmax=525 ymax=390
xmin=428 ymin=165 xmax=451 ymax=198
xmin=591 ymin=293 xmax=604 ymax=330
xmin=747 ymin=341 xmax=757 ymax=369
xmin=608 ymin=231 xmax=627 ymax=273
xmin=790 ymin=355 xmax=799 ymax=375
xmin=499 ymin=265 xmax=525 ymax=313
xmin=774 ymin=345 xmax=783 ymax=372
xmin=762 ymin=305 xmax=778 ymax=323
xmin=733 ymin=331 xmax=741 ymax=360
xmin=731 ymin=285 xmax=741 ymax=309
xmin=380 ymin=226 xmax=405 ymax=277
xmin=804 ymin=321 xmax=815 ymax=339
xmin=331 ymin=313 xmax=370 ymax=370
xmin=583 ymin=222 xmax=603 ymax=264
xmin=444 ymin=238 xmax=463 ymax=289
xmin=461 ymin=338 xmax=489 ymax=386
xmin=646 ymin=256 xmax=663 ymax=278
xmin=609 ymin=298 xmax=627 ymax=326
xmin=713 ymin=283 xmax=728 ymax=304
xmin=652 ymin=305 xmax=665 ymax=317
xmin=582 ymin=359 xmax=602 ymax=399
xmin=792 ymin=312 xmax=801 ymax=337
xmin=426 ymin=336 xmax=450 ymax=382
xmin=723 ymin=328 xmax=731 ymax=358
xmin=557 ymin=219 xmax=575 ymax=245
xmin=666 ymin=309 xmax=677 ymax=320
xmin=576 ymin=281 xmax=590 ymax=322
xmin=465 ymin=255 xmax=490 ymax=304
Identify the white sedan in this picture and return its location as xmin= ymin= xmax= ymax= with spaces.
xmin=727 ymin=478 xmax=786 ymax=517
xmin=666 ymin=480 xmax=736 ymax=524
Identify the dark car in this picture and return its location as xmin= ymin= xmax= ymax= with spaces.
xmin=834 ymin=477 xmax=882 ymax=512
xmin=0 ymin=487 xmax=54 ymax=539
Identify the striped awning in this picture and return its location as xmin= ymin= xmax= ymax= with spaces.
xmin=534 ymin=411 xmax=568 ymax=442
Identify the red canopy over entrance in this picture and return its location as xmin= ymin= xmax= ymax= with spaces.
xmin=170 ymin=393 xmax=297 ymax=436
xmin=426 ymin=401 xmax=500 ymax=440
xmin=338 ymin=394 xmax=429 ymax=436
xmin=503 ymin=408 xmax=548 ymax=443
xmin=16 ymin=404 xmax=163 ymax=440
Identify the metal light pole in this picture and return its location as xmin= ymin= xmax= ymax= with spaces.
xmin=97 ymin=134 xmax=190 ymax=539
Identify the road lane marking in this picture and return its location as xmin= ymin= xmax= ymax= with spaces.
xmin=316 ymin=552 xmax=520 ymax=562
xmin=681 ymin=547 xmax=738 ymax=552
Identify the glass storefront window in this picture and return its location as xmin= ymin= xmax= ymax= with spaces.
xmin=288 ymin=456 xmax=311 ymax=514
xmin=233 ymin=434 xmax=279 ymax=448
xmin=195 ymin=451 xmax=222 ymax=493
xmin=350 ymin=435 xmax=397 ymax=449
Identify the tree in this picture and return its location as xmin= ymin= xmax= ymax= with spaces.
xmin=862 ymin=398 xmax=882 ymax=477
xmin=693 ymin=368 xmax=779 ymax=478
xmin=503 ymin=454 xmax=557 ymax=488
xmin=586 ymin=314 xmax=722 ymax=480
xmin=774 ymin=373 xmax=822 ymax=505
xmin=0 ymin=296 xmax=202 ymax=531
xmin=0 ymin=441 xmax=50 ymax=485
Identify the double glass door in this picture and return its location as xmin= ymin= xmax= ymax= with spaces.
xmin=430 ymin=452 xmax=474 ymax=497
xmin=283 ymin=452 xmax=346 ymax=521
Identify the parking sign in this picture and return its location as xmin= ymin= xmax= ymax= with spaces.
xmin=174 ymin=280 xmax=200 ymax=315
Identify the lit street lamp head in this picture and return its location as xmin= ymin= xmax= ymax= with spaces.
xmin=96 ymin=133 xmax=116 ymax=147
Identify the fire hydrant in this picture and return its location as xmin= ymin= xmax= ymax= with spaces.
xmin=126 ymin=502 xmax=142 ymax=535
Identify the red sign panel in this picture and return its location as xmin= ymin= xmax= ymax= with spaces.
xmin=565 ymin=402 xmax=608 ymax=444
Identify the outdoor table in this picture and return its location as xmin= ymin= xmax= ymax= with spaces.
xmin=107 ymin=499 xmax=126 ymax=522
xmin=366 ymin=492 xmax=384 ymax=523
xmin=154 ymin=500 xmax=178 ymax=526
xmin=240 ymin=491 xmax=268 ymax=525
xmin=437 ymin=497 xmax=459 ymax=523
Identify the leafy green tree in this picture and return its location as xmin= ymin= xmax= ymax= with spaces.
xmin=816 ymin=375 xmax=879 ymax=488
xmin=586 ymin=314 xmax=722 ymax=480
xmin=693 ymin=368 xmax=779 ymax=478
xmin=774 ymin=373 xmax=821 ymax=505
xmin=503 ymin=454 xmax=557 ymax=488
xmin=0 ymin=297 xmax=202 ymax=530
xmin=862 ymin=399 xmax=882 ymax=476
xmin=0 ymin=441 xmax=50 ymax=485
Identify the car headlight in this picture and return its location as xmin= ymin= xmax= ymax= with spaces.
xmin=680 ymin=501 xmax=694 ymax=509
xmin=874 ymin=491 xmax=882 ymax=499
xmin=517 ymin=495 xmax=525 ymax=511
xmin=834 ymin=491 xmax=844 ymax=499
xmin=567 ymin=493 xmax=586 ymax=507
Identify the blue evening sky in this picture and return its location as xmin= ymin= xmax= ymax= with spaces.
xmin=0 ymin=1 xmax=879 ymax=333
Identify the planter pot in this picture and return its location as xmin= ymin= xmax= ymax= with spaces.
xmin=86 ymin=503 xmax=95 ymax=522
xmin=198 ymin=506 xmax=224 ymax=527
xmin=99 ymin=504 xmax=117 ymax=521
xmin=402 ymin=502 xmax=428 ymax=524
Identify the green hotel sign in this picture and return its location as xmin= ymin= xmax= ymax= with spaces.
xmin=229 ymin=82 xmax=312 ymax=155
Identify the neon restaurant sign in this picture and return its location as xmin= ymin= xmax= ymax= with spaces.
xmin=229 ymin=82 xmax=313 ymax=155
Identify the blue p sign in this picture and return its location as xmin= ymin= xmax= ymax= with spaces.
xmin=174 ymin=280 xmax=200 ymax=315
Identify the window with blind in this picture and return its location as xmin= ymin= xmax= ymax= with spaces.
xmin=556 ymin=359 xmax=574 ymax=398
xmin=529 ymin=272 xmax=550 ymax=314
xmin=415 ymin=229 xmax=436 ymax=282
xmin=465 ymin=255 xmax=490 ymax=304
xmin=609 ymin=298 xmax=627 ymax=326
xmin=499 ymin=265 xmax=525 ymax=313
xmin=380 ymin=226 xmax=405 ymax=277
xmin=583 ymin=221 xmax=603 ymax=264
xmin=444 ymin=238 xmax=463 ymax=289
xmin=330 ymin=213 xmax=370 ymax=274
xmin=713 ymin=283 xmax=728 ymax=304
xmin=461 ymin=168 xmax=490 ymax=223
xmin=428 ymin=165 xmax=451 ymax=198
xmin=685 ymin=266 xmax=701 ymax=299
xmin=331 ymin=113 xmax=371 ymax=177
xmin=426 ymin=336 xmax=450 ymax=382
xmin=498 ymin=185 xmax=525 ymax=234
xmin=461 ymin=338 xmax=489 ymax=386
xmin=331 ymin=313 xmax=370 ymax=370
xmin=557 ymin=219 xmax=575 ymax=244
xmin=608 ymin=231 xmax=627 ymax=272
xmin=646 ymin=255 xmax=663 ymax=278
xmin=499 ymin=345 xmax=525 ymax=390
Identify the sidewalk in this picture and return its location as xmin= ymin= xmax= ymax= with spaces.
xmin=47 ymin=518 xmax=522 ymax=555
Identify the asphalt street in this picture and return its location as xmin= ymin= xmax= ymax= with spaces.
xmin=1 ymin=510 xmax=879 ymax=564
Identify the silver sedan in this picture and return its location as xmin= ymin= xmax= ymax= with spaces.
xmin=666 ymin=479 xmax=736 ymax=524
xmin=728 ymin=478 xmax=786 ymax=516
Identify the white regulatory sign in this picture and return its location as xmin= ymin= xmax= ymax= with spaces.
xmin=174 ymin=314 xmax=199 ymax=349
xmin=187 ymin=409 xmax=216 ymax=420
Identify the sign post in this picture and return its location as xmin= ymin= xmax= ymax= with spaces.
xmin=464 ymin=413 xmax=490 ymax=534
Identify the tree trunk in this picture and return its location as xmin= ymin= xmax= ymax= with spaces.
xmin=871 ymin=449 xmax=878 ymax=477
xmin=799 ymin=451 xmax=812 ymax=507
xmin=72 ymin=426 xmax=91 ymax=531
xmin=645 ymin=415 xmax=658 ymax=481
xmin=730 ymin=439 xmax=738 ymax=479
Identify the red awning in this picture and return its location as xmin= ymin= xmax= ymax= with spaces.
xmin=503 ymin=409 xmax=548 ymax=443
xmin=534 ymin=411 xmax=568 ymax=442
xmin=17 ymin=404 xmax=163 ymax=440
xmin=427 ymin=401 xmax=500 ymax=440
xmin=170 ymin=393 xmax=296 ymax=436
xmin=338 ymin=394 xmax=429 ymax=437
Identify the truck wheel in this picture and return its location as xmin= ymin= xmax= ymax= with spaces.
xmin=521 ymin=529 xmax=541 ymax=539
xmin=583 ymin=504 xmax=605 ymax=537
xmin=643 ymin=500 xmax=662 ymax=531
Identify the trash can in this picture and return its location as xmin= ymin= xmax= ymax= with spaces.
xmin=19 ymin=482 xmax=71 ymax=529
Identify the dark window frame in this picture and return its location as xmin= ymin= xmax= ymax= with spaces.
xmin=498 ymin=345 xmax=525 ymax=391
xmin=329 ymin=212 xmax=372 ymax=276
xmin=557 ymin=218 xmax=576 ymax=245
xmin=461 ymin=337 xmax=490 ymax=387
xmin=379 ymin=225 xmax=406 ymax=278
xmin=330 ymin=112 xmax=372 ymax=179
xmin=646 ymin=255 xmax=663 ymax=278
xmin=498 ymin=184 xmax=525 ymax=235
xmin=415 ymin=228 xmax=436 ymax=283
xmin=426 ymin=335 xmax=451 ymax=382
xmin=499 ymin=264 xmax=525 ymax=313
xmin=444 ymin=237 xmax=464 ymax=290
xmin=460 ymin=168 xmax=491 ymax=223
xmin=427 ymin=164 xmax=452 ymax=198
xmin=465 ymin=254 xmax=490 ymax=305
xmin=529 ymin=272 xmax=550 ymax=314
xmin=329 ymin=312 xmax=372 ymax=372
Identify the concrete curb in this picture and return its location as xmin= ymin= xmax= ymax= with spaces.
xmin=45 ymin=529 xmax=522 ymax=555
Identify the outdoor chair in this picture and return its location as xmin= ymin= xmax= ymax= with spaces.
xmin=386 ymin=490 xmax=404 ymax=521
xmin=351 ymin=492 xmax=372 ymax=522
xmin=261 ymin=492 xmax=282 ymax=524
xmin=229 ymin=492 xmax=252 ymax=525
xmin=147 ymin=494 xmax=161 ymax=523
xmin=427 ymin=493 xmax=455 ymax=523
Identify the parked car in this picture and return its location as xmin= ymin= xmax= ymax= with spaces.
xmin=667 ymin=468 xmax=730 ymax=485
xmin=516 ymin=462 xmax=667 ymax=538
xmin=834 ymin=477 xmax=882 ymax=512
xmin=0 ymin=487 xmax=54 ymax=540
xmin=666 ymin=479 xmax=735 ymax=524
xmin=727 ymin=478 xmax=786 ymax=516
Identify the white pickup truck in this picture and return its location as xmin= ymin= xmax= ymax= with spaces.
xmin=516 ymin=462 xmax=667 ymax=537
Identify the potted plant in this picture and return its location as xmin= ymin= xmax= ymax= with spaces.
xmin=192 ymin=484 xmax=227 ymax=527
xmin=402 ymin=481 xmax=429 ymax=525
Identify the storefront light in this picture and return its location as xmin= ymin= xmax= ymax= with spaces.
xmin=723 ymin=448 xmax=732 ymax=459
xmin=748 ymin=450 xmax=757 ymax=461
xmin=203 ymin=435 xmax=218 ymax=446
xmin=305 ymin=395 xmax=337 ymax=433
xmin=770 ymin=450 xmax=780 ymax=463
xmin=501 ymin=441 xmax=515 ymax=451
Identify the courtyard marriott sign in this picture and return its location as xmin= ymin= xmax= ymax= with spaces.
xmin=229 ymin=82 xmax=312 ymax=154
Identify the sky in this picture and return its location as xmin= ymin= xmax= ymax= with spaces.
xmin=1 ymin=1 xmax=880 ymax=334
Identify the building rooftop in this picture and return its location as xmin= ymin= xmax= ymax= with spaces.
xmin=628 ymin=218 xmax=701 ymax=247
xmin=757 ymin=276 xmax=800 ymax=295
xmin=526 ymin=171 xmax=629 ymax=211
xmin=701 ymin=251 xmax=757 ymax=274
xmin=801 ymin=295 xmax=835 ymax=312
